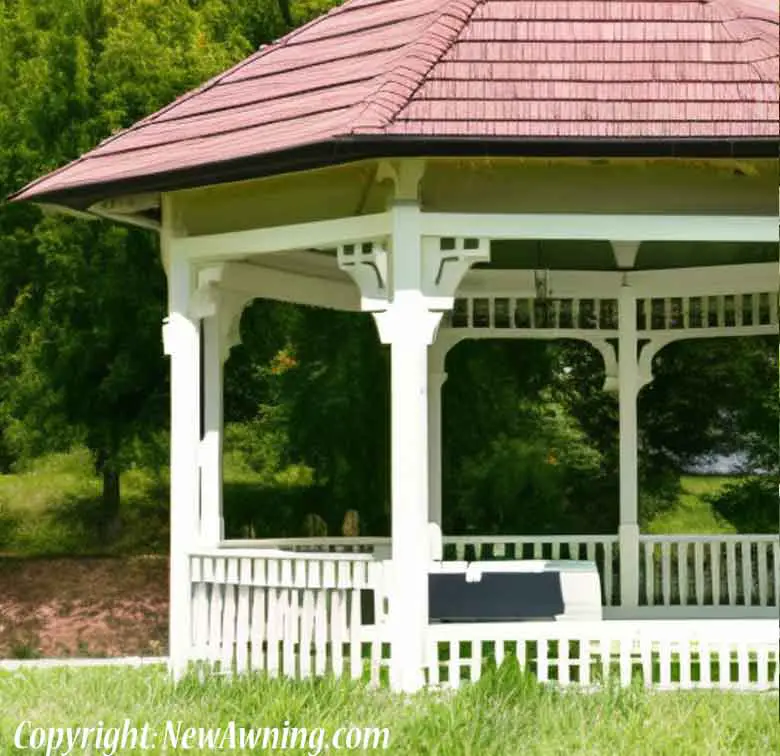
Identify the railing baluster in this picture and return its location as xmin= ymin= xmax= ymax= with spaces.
xmin=250 ymin=559 xmax=267 ymax=672
xmin=603 ymin=541 xmax=614 ymax=606
xmin=644 ymin=542 xmax=655 ymax=606
xmin=757 ymin=542 xmax=769 ymax=606
xmin=710 ymin=542 xmax=721 ymax=606
xmin=726 ymin=542 xmax=737 ymax=605
xmin=661 ymin=542 xmax=672 ymax=606
xmin=235 ymin=558 xmax=252 ymax=674
xmin=537 ymin=640 xmax=549 ymax=683
xmin=741 ymin=540 xmax=753 ymax=606
xmin=694 ymin=542 xmax=705 ymax=606
xmin=677 ymin=542 xmax=688 ymax=606
xmin=210 ymin=558 xmax=225 ymax=666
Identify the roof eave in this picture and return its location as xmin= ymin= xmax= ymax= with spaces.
xmin=11 ymin=135 xmax=780 ymax=215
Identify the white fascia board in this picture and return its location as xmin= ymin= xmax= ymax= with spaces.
xmin=176 ymin=212 xmax=391 ymax=261
xmin=421 ymin=213 xmax=778 ymax=243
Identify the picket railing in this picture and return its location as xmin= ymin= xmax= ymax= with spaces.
xmin=191 ymin=548 xmax=779 ymax=692
xmin=222 ymin=533 xmax=779 ymax=613
xmin=229 ymin=535 xmax=620 ymax=605
xmin=426 ymin=619 xmax=779 ymax=691
xmin=189 ymin=551 xmax=390 ymax=683
xmin=639 ymin=535 xmax=779 ymax=609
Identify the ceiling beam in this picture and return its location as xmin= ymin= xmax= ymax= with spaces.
xmin=176 ymin=212 xmax=391 ymax=261
xmin=461 ymin=263 xmax=778 ymax=299
xmin=421 ymin=213 xmax=778 ymax=243
xmin=216 ymin=262 xmax=361 ymax=312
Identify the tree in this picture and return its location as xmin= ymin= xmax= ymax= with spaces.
xmin=0 ymin=0 xmax=252 ymax=534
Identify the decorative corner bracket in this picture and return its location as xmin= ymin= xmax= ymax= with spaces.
xmin=638 ymin=339 xmax=670 ymax=391
xmin=186 ymin=265 xmax=255 ymax=362
xmin=586 ymin=339 xmax=619 ymax=393
xmin=218 ymin=291 xmax=254 ymax=363
xmin=422 ymin=236 xmax=491 ymax=310
xmin=337 ymin=240 xmax=389 ymax=311
xmin=376 ymin=159 xmax=426 ymax=202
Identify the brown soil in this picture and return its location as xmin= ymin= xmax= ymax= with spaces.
xmin=0 ymin=557 xmax=168 ymax=658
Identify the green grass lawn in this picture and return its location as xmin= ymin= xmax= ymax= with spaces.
xmin=643 ymin=476 xmax=738 ymax=535
xmin=0 ymin=666 xmax=777 ymax=756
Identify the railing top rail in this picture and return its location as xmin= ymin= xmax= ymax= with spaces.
xmin=444 ymin=535 xmax=619 ymax=544
xmin=219 ymin=533 xmax=776 ymax=549
xmin=640 ymin=534 xmax=778 ymax=544
xmin=223 ymin=537 xmax=389 ymax=547
xmin=201 ymin=547 xmax=376 ymax=562
xmin=428 ymin=619 xmax=780 ymax=643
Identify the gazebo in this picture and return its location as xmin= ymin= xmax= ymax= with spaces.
xmin=12 ymin=0 xmax=779 ymax=692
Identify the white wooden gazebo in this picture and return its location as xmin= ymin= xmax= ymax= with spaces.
xmin=13 ymin=0 xmax=779 ymax=692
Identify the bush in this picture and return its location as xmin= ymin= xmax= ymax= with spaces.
xmin=0 ymin=503 xmax=19 ymax=549
xmin=707 ymin=477 xmax=778 ymax=533
xmin=449 ymin=396 xmax=608 ymax=535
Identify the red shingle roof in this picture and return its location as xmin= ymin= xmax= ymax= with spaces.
xmin=14 ymin=0 xmax=779 ymax=206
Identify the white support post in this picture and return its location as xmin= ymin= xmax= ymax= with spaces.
xmin=618 ymin=284 xmax=640 ymax=609
xmin=200 ymin=312 xmax=224 ymax=545
xmin=338 ymin=162 xmax=489 ymax=693
xmin=374 ymin=200 xmax=442 ymax=694
xmin=162 ymin=203 xmax=201 ymax=679
xmin=427 ymin=344 xmax=448 ymax=536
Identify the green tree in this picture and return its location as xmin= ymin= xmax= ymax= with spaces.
xmin=0 ymin=0 xmax=252 ymax=533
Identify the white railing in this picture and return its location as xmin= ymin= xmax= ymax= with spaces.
xmin=191 ymin=549 xmax=779 ymax=692
xmin=221 ymin=533 xmax=779 ymax=612
xmin=229 ymin=535 xmax=621 ymax=605
xmin=426 ymin=619 xmax=779 ymax=691
xmin=189 ymin=551 xmax=390 ymax=684
xmin=222 ymin=537 xmax=389 ymax=554
xmin=639 ymin=535 xmax=779 ymax=609
xmin=442 ymin=291 xmax=778 ymax=336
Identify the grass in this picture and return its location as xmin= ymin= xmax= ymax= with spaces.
xmin=643 ymin=476 xmax=738 ymax=535
xmin=0 ymin=666 xmax=777 ymax=755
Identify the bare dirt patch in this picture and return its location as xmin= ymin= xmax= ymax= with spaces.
xmin=0 ymin=557 xmax=168 ymax=658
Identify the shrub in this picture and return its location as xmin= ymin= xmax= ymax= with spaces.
xmin=707 ymin=477 xmax=778 ymax=533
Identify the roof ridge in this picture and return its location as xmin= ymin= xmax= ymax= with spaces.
xmin=348 ymin=0 xmax=484 ymax=134
xmin=706 ymin=0 xmax=780 ymax=85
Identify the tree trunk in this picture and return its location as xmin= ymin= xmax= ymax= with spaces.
xmin=277 ymin=0 xmax=292 ymax=26
xmin=96 ymin=449 xmax=122 ymax=542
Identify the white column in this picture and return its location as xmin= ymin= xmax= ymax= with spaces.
xmin=200 ymin=312 xmax=224 ymax=544
xmin=164 ymin=243 xmax=201 ymax=679
xmin=427 ymin=346 xmax=448 ymax=527
xmin=427 ymin=347 xmax=447 ymax=561
xmin=618 ymin=284 xmax=640 ymax=608
xmin=374 ymin=200 xmax=442 ymax=693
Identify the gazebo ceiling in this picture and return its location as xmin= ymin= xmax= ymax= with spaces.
xmin=11 ymin=0 xmax=779 ymax=210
